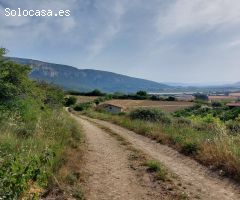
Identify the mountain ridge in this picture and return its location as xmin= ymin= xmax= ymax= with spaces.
xmin=8 ymin=57 xmax=173 ymax=93
xmin=7 ymin=57 xmax=240 ymax=93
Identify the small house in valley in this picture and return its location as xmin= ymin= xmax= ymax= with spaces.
xmin=97 ymin=103 xmax=124 ymax=114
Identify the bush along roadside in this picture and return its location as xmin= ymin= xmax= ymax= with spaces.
xmin=71 ymin=95 xmax=112 ymax=111
xmin=0 ymin=48 xmax=82 ymax=199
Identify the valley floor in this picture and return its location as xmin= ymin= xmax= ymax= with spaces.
xmin=72 ymin=113 xmax=240 ymax=200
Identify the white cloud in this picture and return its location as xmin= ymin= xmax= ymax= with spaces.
xmin=156 ymin=0 xmax=240 ymax=35
xmin=1 ymin=0 xmax=240 ymax=83
xmin=0 ymin=0 xmax=128 ymax=57
xmin=87 ymin=1 xmax=127 ymax=57
xmin=0 ymin=5 xmax=30 ymax=27
xmin=226 ymin=39 xmax=240 ymax=48
xmin=0 ymin=0 xmax=79 ymax=45
xmin=88 ymin=25 xmax=120 ymax=57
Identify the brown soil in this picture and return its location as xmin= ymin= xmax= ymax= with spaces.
xmin=103 ymin=99 xmax=193 ymax=112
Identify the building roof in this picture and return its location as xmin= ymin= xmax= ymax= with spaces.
xmin=229 ymin=93 xmax=240 ymax=97
xmin=226 ymin=103 xmax=240 ymax=107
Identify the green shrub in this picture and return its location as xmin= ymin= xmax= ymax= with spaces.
xmin=0 ymin=145 xmax=53 ymax=199
xmin=174 ymin=102 xmax=240 ymax=123
xmin=130 ymin=108 xmax=171 ymax=124
xmin=194 ymin=93 xmax=209 ymax=101
xmin=66 ymin=172 xmax=78 ymax=185
xmin=145 ymin=160 xmax=167 ymax=181
xmin=0 ymin=48 xmax=82 ymax=198
xmin=150 ymin=95 xmax=161 ymax=101
xmin=211 ymin=102 xmax=223 ymax=107
xmin=146 ymin=160 xmax=161 ymax=172
xmin=226 ymin=120 xmax=240 ymax=135
xmin=0 ymin=110 xmax=81 ymax=199
xmin=86 ymin=89 xmax=105 ymax=96
xmin=165 ymin=96 xmax=176 ymax=101
xmin=136 ymin=90 xmax=147 ymax=97
xmin=64 ymin=96 xmax=77 ymax=107
xmin=174 ymin=117 xmax=192 ymax=126
xmin=118 ymin=112 xmax=126 ymax=116
xmin=0 ymin=59 xmax=32 ymax=103
xmin=72 ymin=186 xmax=84 ymax=200
xmin=74 ymin=102 xmax=92 ymax=111
xmin=181 ymin=142 xmax=199 ymax=155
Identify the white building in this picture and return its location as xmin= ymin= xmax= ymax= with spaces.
xmin=97 ymin=103 xmax=124 ymax=114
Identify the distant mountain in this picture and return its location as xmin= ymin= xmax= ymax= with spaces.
xmin=9 ymin=57 xmax=173 ymax=93
xmin=235 ymin=82 xmax=240 ymax=86
xmin=221 ymin=82 xmax=240 ymax=89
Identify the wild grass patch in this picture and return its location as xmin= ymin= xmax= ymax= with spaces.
xmin=0 ymin=110 xmax=82 ymax=199
xmin=83 ymin=109 xmax=240 ymax=182
xmin=146 ymin=160 xmax=168 ymax=181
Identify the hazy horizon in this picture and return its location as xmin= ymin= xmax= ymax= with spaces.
xmin=1 ymin=0 xmax=240 ymax=84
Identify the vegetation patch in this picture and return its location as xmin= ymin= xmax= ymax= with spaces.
xmin=74 ymin=102 xmax=93 ymax=111
xmin=64 ymin=96 xmax=77 ymax=107
xmin=0 ymin=48 xmax=83 ymax=199
xmin=82 ymin=108 xmax=240 ymax=182
xmin=146 ymin=160 xmax=168 ymax=181
xmin=130 ymin=108 xmax=172 ymax=123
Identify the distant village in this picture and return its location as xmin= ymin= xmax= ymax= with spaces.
xmin=70 ymin=90 xmax=240 ymax=115
xmin=149 ymin=92 xmax=240 ymax=107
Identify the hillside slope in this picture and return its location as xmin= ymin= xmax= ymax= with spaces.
xmin=9 ymin=57 xmax=172 ymax=93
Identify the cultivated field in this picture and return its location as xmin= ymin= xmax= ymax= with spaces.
xmin=74 ymin=95 xmax=98 ymax=103
xmin=104 ymin=100 xmax=193 ymax=112
xmin=208 ymin=95 xmax=238 ymax=102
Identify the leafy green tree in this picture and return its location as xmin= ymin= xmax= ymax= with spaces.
xmin=0 ymin=48 xmax=32 ymax=103
xmin=0 ymin=48 xmax=64 ymax=109
xmin=136 ymin=90 xmax=147 ymax=96
xmin=165 ymin=96 xmax=176 ymax=101
xmin=37 ymin=82 xmax=64 ymax=108
xmin=194 ymin=93 xmax=208 ymax=101
xmin=87 ymin=89 xmax=105 ymax=96
xmin=64 ymin=96 xmax=77 ymax=107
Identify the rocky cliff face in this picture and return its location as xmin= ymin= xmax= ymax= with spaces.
xmin=9 ymin=57 xmax=172 ymax=93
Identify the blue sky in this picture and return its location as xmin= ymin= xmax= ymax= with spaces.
xmin=0 ymin=0 xmax=240 ymax=84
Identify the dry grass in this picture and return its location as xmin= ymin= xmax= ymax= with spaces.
xmin=42 ymin=124 xmax=86 ymax=200
xmin=83 ymin=110 xmax=240 ymax=182
xmin=72 ymin=95 xmax=98 ymax=104
xmin=104 ymin=100 xmax=193 ymax=113
xmin=208 ymin=96 xmax=238 ymax=101
xmin=199 ymin=133 xmax=240 ymax=180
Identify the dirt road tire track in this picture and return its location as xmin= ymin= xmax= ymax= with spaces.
xmin=82 ymin=115 xmax=240 ymax=200
xmin=72 ymin=115 xmax=160 ymax=200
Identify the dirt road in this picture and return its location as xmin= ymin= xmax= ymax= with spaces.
xmin=73 ymin=115 xmax=162 ymax=200
xmin=75 ymin=115 xmax=240 ymax=200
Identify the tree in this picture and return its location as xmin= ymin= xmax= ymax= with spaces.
xmin=64 ymin=96 xmax=77 ymax=107
xmin=211 ymin=101 xmax=222 ymax=107
xmin=37 ymin=82 xmax=64 ymax=107
xmin=87 ymin=89 xmax=105 ymax=96
xmin=136 ymin=90 xmax=147 ymax=96
xmin=166 ymin=96 xmax=176 ymax=101
xmin=0 ymin=48 xmax=7 ymax=60
xmin=194 ymin=93 xmax=209 ymax=101
xmin=0 ymin=48 xmax=32 ymax=103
